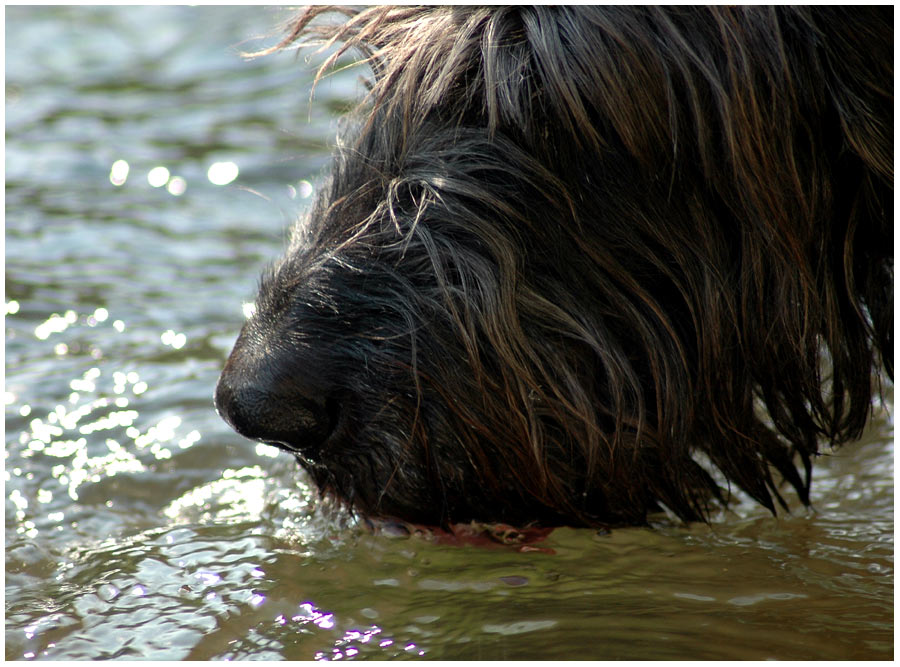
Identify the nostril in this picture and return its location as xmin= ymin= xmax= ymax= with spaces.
xmin=214 ymin=369 xmax=337 ymax=454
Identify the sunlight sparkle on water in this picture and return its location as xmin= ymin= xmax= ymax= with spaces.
xmin=289 ymin=179 xmax=314 ymax=199
xmin=147 ymin=166 xmax=170 ymax=187
xmin=207 ymin=161 xmax=239 ymax=185
xmin=109 ymin=159 xmax=129 ymax=186
xmin=167 ymin=176 xmax=187 ymax=196
xmin=161 ymin=329 xmax=187 ymax=349
xmin=34 ymin=311 xmax=78 ymax=340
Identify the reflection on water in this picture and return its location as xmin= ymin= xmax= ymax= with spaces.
xmin=5 ymin=5 xmax=893 ymax=661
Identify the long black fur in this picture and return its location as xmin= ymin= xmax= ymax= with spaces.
xmin=216 ymin=6 xmax=892 ymax=527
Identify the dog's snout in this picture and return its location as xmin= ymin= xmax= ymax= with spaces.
xmin=215 ymin=352 xmax=336 ymax=454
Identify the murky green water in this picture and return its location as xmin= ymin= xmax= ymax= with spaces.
xmin=5 ymin=6 xmax=893 ymax=661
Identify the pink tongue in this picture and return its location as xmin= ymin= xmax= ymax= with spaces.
xmin=366 ymin=517 xmax=557 ymax=552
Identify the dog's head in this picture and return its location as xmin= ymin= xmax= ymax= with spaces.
xmin=216 ymin=6 xmax=892 ymax=528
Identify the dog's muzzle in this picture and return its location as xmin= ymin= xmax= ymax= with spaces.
xmin=214 ymin=350 xmax=337 ymax=456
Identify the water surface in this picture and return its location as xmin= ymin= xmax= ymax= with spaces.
xmin=5 ymin=6 xmax=893 ymax=660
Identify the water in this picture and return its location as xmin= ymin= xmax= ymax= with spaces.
xmin=5 ymin=6 xmax=893 ymax=660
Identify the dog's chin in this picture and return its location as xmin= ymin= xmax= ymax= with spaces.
xmin=265 ymin=440 xmax=316 ymax=461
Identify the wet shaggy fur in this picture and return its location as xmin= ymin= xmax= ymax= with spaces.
xmin=215 ymin=6 xmax=893 ymax=528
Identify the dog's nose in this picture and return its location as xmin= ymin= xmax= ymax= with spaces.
xmin=214 ymin=351 xmax=335 ymax=454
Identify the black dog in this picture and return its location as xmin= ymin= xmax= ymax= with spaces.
xmin=215 ymin=6 xmax=892 ymax=528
